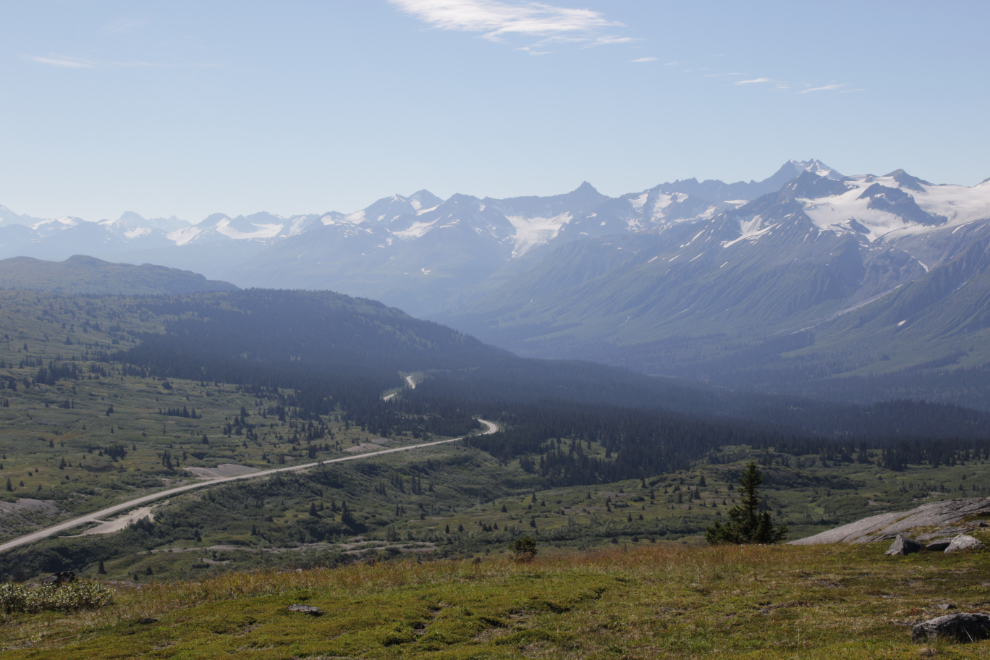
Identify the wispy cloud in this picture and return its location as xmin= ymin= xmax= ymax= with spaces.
xmin=798 ymin=83 xmax=844 ymax=94
xmin=29 ymin=56 xmax=93 ymax=69
xmin=27 ymin=54 xmax=219 ymax=71
xmin=735 ymin=77 xmax=771 ymax=85
xmin=101 ymin=17 xmax=150 ymax=34
xmin=389 ymin=0 xmax=630 ymax=51
xmin=631 ymin=57 xmax=657 ymax=63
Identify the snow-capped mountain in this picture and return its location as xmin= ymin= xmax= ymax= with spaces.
xmin=0 ymin=160 xmax=835 ymax=276
xmin=4 ymin=159 xmax=990 ymax=405
xmin=434 ymin=166 xmax=990 ymax=406
xmin=4 ymin=158 xmax=988 ymax=325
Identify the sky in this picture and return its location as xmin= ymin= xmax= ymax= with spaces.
xmin=1 ymin=0 xmax=988 ymax=222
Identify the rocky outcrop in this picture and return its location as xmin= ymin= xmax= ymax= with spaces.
xmin=885 ymin=535 xmax=924 ymax=556
xmin=912 ymin=613 xmax=990 ymax=643
xmin=791 ymin=497 xmax=990 ymax=545
xmin=945 ymin=534 xmax=985 ymax=553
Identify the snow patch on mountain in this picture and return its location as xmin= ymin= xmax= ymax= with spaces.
xmin=913 ymin=183 xmax=990 ymax=225
xmin=722 ymin=215 xmax=776 ymax=248
xmin=395 ymin=219 xmax=439 ymax=239
xmin=212 ymin=218 xmax=284 ymax=240
xmin=124 ymin=227 xmax=153 ymax=239
xmin=31 ymin=217 xmax=83 ymax=237
xmin=167 ymin=226 xmax=203 ymax=246
xmin=801 ymin=186 xmax=908 ymax=242
xmin=506 ymin=213 xmax=572 ymax=257
xmin=629 ymin=192 xmax=649 ymax=212
xmin=800 ymin=173 xmax=990 ymax=242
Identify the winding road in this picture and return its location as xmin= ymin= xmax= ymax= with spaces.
xmin=0 ymin=419 xmax=498 ymax=555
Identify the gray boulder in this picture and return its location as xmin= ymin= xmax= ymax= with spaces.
xmin=912 ymin=613 xmax=990 ymax=643
xmin=885 ymin=534 xmax=924 ymax=556
xmin=288 ymin=604 xmax=323 ymax=616
xmin=944 ymin=534 xmax=985 ymax=553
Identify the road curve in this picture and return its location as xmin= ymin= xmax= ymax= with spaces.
xmin=0 ymin=419 xmax=498 ymax=555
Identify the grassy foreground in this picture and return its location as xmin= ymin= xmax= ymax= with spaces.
xmin=1 ymin=539 xmax=988 ymax=659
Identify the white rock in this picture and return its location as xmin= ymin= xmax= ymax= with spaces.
xmin=944 ymin=534 xmax=985 ymax=553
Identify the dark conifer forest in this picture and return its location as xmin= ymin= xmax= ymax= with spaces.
xmin=109 ymin=289 xmax=990 ymax=485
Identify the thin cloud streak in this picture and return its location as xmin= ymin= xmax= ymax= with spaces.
xmin=30 ymin=55 xmax=93 ymax=69
xmin=631 ymin=57 xmax=658 ymax=63
xmin=389 ymin=0 xmax=629 ymax=51
xmin=27 ymin=54 xmax=221 ymax=71
xmin=799 ymin=83 xmax=844 ymax=94
xmin=735 ymin=77 xmax=771 ymax=85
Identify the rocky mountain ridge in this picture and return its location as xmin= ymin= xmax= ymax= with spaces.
xmin=0 ymin=160 xmax=837 ymax=314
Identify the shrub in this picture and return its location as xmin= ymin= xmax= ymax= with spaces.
xmin=511 ymin=536 xmax=538 ymax=562
xmin=0 ymin=580 xmax=115 ymax=614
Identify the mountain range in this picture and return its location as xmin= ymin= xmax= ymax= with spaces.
xmin=4 ymin=159 xmax=990 ymax=407
xmin=0 ymin=159 xmax=836 ymax=315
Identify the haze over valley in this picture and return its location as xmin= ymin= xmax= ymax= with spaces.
xmin=6 ymin=157 xmax=990 ymax=407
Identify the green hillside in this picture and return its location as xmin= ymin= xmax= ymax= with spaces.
xmin=1 ymin=539 xmax=989 ymax=658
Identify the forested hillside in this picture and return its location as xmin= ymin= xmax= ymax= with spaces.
xmin=1 ymin=287 xmax=990 ymax=584
xmin=0 ymin=255 xmax=238 ymax=295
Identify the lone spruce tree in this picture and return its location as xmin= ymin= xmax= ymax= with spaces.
xmin=705 ymin=461 xmax=787 ymax=545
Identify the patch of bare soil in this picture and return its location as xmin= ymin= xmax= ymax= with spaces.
xmin=185 ymin=464 xmax=261 ymax=479
xmin=78 ymin=507 xmax=154 ymax=536
xmin=0 ymin=499 xmax=58 ymax=517
xmin=344 ymin=444 xmax=381 ymax=453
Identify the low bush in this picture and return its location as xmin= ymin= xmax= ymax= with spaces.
xmin=0 ymin=580 xmax=114 ymax=614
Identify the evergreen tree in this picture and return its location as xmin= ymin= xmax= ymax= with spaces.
xmin=511 ymin=536 xmax=537 ymax=562
xmin=705 ymin=462 xmax=787 ymax=545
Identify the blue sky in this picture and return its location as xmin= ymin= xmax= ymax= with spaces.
xmin=2 ymin=0 xmax=988 ymax=221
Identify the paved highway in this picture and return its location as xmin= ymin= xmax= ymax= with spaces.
xmin=0 ymin=419 xmax=498 ymax=555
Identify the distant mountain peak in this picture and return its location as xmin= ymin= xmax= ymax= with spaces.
xmin=787 ymin=159 xmax=844 ymax=180
xmin=408 ymin=190 xmax=442 ymax=211
xmin=781 ymin=170 xmax=851 ymax=200
xmin=884 ymin=169 xmax=931 ymax=192
xmin=201 ymin=213 xmax=232 ymax=227
xmin=117 ymin=211 xmax=146 ymax=224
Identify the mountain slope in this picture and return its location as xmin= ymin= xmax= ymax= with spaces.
xmin=0 ymin=255 xmax=239 ymax=295
xmin=434 ymin=170 xmax=990 ymax=406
